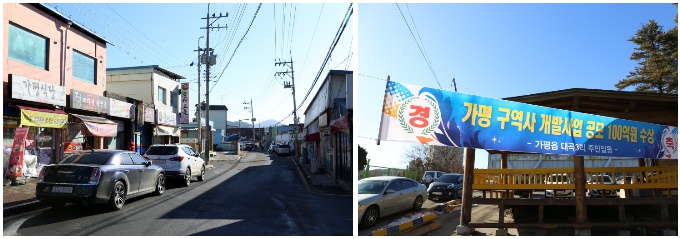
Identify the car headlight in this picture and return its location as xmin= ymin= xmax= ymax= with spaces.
xmin=447 ymin=184 xmax=454 ymax=189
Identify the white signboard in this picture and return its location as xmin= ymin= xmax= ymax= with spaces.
xmin=11 ymin=75 xmax=66 ymax=106
xmin=156 ymin=109 xmax=177 ymax=126
xmin=109 ymin=98 xmax=134 ymax=119
xmin=180 ymin=83 xmax=190 ymax=124
xmin=180 ymin=138 xmax=199 ymax=144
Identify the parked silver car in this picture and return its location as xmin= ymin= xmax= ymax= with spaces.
xmin=143 ymin=144 xmax=205 ymax=187
xmin=36 ymin=150 xmax=165 ymax=210
xmin=587 ymin=174 xmax=618 ymax=198
xmin=545 ymin=173 xmax=574 ymax=198
xmin=275 ymin=144 xmax=291 ymax=156
xmin=357 ymin=176 xmax=427 ymax=229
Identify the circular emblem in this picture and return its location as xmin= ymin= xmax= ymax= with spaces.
xmin=662 ymin=127 xmax=678 ymax=158
xmin=397 ymin=96 xmax=441 ymax=135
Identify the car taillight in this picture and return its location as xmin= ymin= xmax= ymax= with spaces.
xmin=38 ymin=167 xmax=46 ymax=182
xmin=89 ymin=168 xmax=101 ymax=184
xmin=169 ymin=156 xmax=184 ymax=162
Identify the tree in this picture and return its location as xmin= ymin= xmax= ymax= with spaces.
xmin=616 ymin=4 xmax=678 ymax=94
xmin=403 ymin=144 xmax=464 ymax=174
xmin=358 ymin=145 xmax=368 ymax=171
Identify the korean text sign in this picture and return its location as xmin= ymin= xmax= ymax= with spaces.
xmin=180 ymin=83 xmax=189 ymax=124
xmin=70 ymin=89 xmax=109 ymax=113
xmin=5 ymin=127 xmax=30 ymax=178
xmin=11 ymin=75 xmax=66 ymax=106
xmin=378 ymin=81 xmax=677 ymax=159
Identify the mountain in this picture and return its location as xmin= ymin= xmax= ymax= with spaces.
xmin=227 ymin=119 xmax=285 ymax=128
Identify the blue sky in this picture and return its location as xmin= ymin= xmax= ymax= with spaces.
xmin=357 ymin=3 xmax=677 ymax=169
xmin=42 ymin=3 xmax=353 ymax=127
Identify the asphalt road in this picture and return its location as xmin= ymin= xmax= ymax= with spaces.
xmin=3 ymin=151 xmax=352 ymax=236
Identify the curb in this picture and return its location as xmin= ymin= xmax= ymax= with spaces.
xmin=367 ymin=212 xmax=438 ymax=236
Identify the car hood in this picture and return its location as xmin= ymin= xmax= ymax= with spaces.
xmin=357 ymin=194 xmax=381 ymax=205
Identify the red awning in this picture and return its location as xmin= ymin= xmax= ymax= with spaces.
xmin=16 ymin=104 xmax=66 ymax=114
xmin=305 ymin=132 xmax=320 ymax=142
xmin=330 ymin=114 xmax=349 ymax=134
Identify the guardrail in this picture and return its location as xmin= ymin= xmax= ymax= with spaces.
xmin=473 ymin=166 xmax=678 ymax=191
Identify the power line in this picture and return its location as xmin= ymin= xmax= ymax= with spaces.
xmin=210 ymin=3 xmax=263 ymax=93
xmin=295 ymin=3 xmax=353 ymax=113
xmin=396 ymin=3 xmax=442 ymax=89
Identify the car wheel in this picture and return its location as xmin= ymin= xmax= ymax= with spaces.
xmin=182 ymin=168 xmax=191 ymax=187
xmin=153 ymin=174 xmax=165 ymax=196
xmin=108 ymin=181 xmax=126 ymax=211
xmin=413 ymin=195 xmax=424 ymax=211
xmin=360 ymin=206 xmax=379 ymax=229
xmin=455 ymin=188 xmax=462 ymax=199
xmin=198 ymin=166 xmax=205 ymax=181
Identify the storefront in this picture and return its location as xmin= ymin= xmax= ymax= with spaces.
xmin=155 ymin=108 xmax=180 ymax=144
xmin=105 ymin=97 xmax=135 ymax=150
xmin=136 ymin=104 xmax=155 ymax=154
xmin=4 ymin=75 xmax=68 ymax=173
xmin=65 ymin=89 xmax=114 ymax=153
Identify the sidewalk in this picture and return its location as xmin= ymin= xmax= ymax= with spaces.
xmin=3 ymin=151 xmax=243 ymax=217
xmin=291 ymin=155 xmax=352 ymax=196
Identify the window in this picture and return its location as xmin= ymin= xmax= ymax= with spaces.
xmin=401 ymin=180 xmax=416 ymax=189
xmin=120 ymin=154 xmax=134 ymax=165
xmin=8 ymin=23 xmax=48 ymax=69
xmin=170 ymin=91 xmax=178 ymax=109
xmin=128 ymin=153 xmax=147 ymax=165
xmin=72 ymin=50 xmax=96 ymax=84
xmin=158 ymin=87 xmax=166 ymax=104
xmin=386 ymin=181 xmax=402 ymax=192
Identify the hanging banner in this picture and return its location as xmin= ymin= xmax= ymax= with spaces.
xmin=180 ymin=83 xmax=190 ymax=124
xmin=144 ymin=106 xmax=155 ymax=123
xmin=378 ymin=81 xmax=678 ymax=159
xmin=5 ymin=127 xmax=30 ymax=178
xmin=20 ymin=109 xmax=68 ymax=128
xmin=83 ymin=121 xmax=117 ymax=137
xmin=136 ymin=101 xmax=145 ymax=127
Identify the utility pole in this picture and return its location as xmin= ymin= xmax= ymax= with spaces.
xmin=275 ymin=59 xmax=299 ymax=156
xmin=200 ymin=3 xmax=228 ymax=165
xmin=243 ymin=99 xmax=254 ymax=146
xmin=195 ymin=36 xmax=204 ymax=156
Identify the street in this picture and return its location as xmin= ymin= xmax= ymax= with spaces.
xmin=3 ymin=151 xmax=352 ymax=236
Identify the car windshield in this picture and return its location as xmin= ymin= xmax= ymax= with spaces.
xmin=146 ymin=146 xmax=178 ymax=155
xmin=437 ymin=174 xmax=460 ymax=183
xmin=59 ymin=153 xmax=111 ymax=165
xmin=358 ymin=180 xmax=389 ymax=194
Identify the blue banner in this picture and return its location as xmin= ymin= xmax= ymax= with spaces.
xmin=378 ymin=81 xmax=677 ymax=159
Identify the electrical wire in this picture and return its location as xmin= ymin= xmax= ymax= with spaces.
xmin=396 ymin=3 xmax=442 ymax=89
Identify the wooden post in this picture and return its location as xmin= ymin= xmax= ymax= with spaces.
xmin=460 ymin=148 xmax=476 ymax=228
xmin=501 ymin=152 xmax=507 ymax=198
xmin=574 ymin=155 xmax=587 ymax=223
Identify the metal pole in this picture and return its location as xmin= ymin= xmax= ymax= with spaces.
xmin=196 ymin=36 xmax=203 ymax=156
xmin=290 ymin=61 xmax=299 ymax=156
xmin=251 ymin=98 xmax=255 ymax=147
xmin=204 ymin=4 xmax=211 ymax=165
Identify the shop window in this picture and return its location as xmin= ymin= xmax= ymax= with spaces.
xmin=170 ymin=91 xmax=178 ymax=109
xmin=72 ymin=50 xmax=96 ymax=84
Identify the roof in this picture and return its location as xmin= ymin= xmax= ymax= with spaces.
xmin=106 ymin=65 xmax=186 ymax=80
xmin=303 ymin=70 xmax=353 ymax=115
xmin=503 ymin=88 xmax=677 ymax=127
xmin=200 ymin=105 xmax=228 ymax=111
xmin=31 ymin=4 xmax=112 ymax=45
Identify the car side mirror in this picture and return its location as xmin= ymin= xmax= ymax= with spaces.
xmin=144 ymin=160 xmax=152 ymax=167
xmin=385 ymin=189 xmax=396 ymax=195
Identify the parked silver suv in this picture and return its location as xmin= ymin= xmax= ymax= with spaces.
xmin=143 ymin=144 xmax=205 ymax=187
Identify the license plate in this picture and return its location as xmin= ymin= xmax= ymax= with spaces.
xmin=52 ymin=186 xmax=73 ymax=193
xmin=155 ymin=160 xmax=166 ymax=164
xmin=432 ymin=192 xmax=442 ymax=195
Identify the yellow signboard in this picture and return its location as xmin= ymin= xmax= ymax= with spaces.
xmin=20 ymin=109 xmax=67 ymax=128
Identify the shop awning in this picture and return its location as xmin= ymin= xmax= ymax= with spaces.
xmin=305 ymin=132 xmax=320 ymax=142
xmin=156 ymin=125 xmax=181 ymax=137
xmin=330 ymin=114 xmax=349 ymax=133
xmin=16 ymin=104 xmax=67 ymax=128
xmin=70 ymin=113 xmax=117 ymax=137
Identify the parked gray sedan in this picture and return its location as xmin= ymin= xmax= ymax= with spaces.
xmin=357 ymin=176 xmax=427 ymax=228
xmin=36 ymin=150 xmax=165 ymax=210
